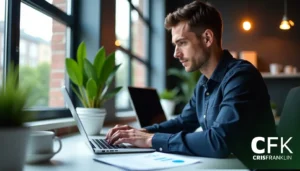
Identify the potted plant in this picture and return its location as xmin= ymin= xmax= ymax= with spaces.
xmin=270 ymin=101 xmax=277 ymax=117
xmin=167 ymin=68 xmax=201 ymax=111
xmin=65 ymin=42 xmax=122 ymax=135
xmin=159 ymin=88 xmax=179 ymax=120
xmin=0 ymin=66 xmax=34 ymax=170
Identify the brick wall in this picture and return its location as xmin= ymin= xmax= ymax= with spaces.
xmin=49 ymin=0 xmax=67 ymax=107
xmin=47 ymin=0 xmax=79 ymax=136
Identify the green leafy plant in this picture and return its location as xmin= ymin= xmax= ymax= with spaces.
xmin=159 ymin=88 xmax=179 ymax=100
xmin=65 ymin=42 xmax=122 ymax=108
xmin=19 ymin=63 xmax=50 ymax=106
xmin=0 ymin=66 xmax=34 ymax=127
xmin=168 ymin=68 xmax=201 ymax=104
xmin=270 ymin=101 xmax=277 ymax=110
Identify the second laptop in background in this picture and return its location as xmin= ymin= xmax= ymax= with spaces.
xmin=128 ymin=86 xmax=167 ymax=128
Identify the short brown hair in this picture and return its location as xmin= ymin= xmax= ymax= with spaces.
xmin=165 ymin=0 xmax=223 ymax=46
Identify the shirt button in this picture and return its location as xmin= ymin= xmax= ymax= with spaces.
xmin=203 ymin=115 xmax=206 ymax=118
xmin=206 ymin=92 xmax=210 ymax=96
xmin=159 ymin=147 xmax=162 ymax=151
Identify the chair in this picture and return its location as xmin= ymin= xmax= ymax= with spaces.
xmin=277 ymin=86 xmax=300 ymax=137
xmin=276 ymin=86 xmax=300 ymax=169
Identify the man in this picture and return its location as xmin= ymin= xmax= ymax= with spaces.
xmin=106 ymin=0 xmax=277 ymax=169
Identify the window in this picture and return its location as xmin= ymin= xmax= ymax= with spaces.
xmin=115 ymin=50 xmax=130 ymax=109
xmin=132 ymin=59 xmax=147 ymax=87
xmin=131 ymin=0 xmax=148 ymax=60
xmin=0 ymin=34 xmax=4 ymax=75
xmin=29 ymin=43 xmax=38 ymax=58
xmin=0 ymin=0 xmax=5 ymax=86
xmin=46 ymin=0 xmax=70 ymax=14
xmin=19 ymin=2 xmax=67 ymax=108
xmin=2 ymin=0 xmax=74 ymax=120
xmin=19 ymin=39 xmax=27 ymax=55
xmin=115 ymin=0 xmax=150 ymax=110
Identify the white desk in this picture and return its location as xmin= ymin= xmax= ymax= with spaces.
xmin=24 ymin=133 xmax=248 ymax=171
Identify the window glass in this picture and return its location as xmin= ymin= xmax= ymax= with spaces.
xmin=132 ymin=59 xmax=147 ymax=87
xmin=19 ymin=3 xmax=67 ymax=107
xmin=0 ymin=0 xmax=5 ymax=86
xmin=0 ymin=35 xmax=4 ymax=67
xmin=19 ymin=39 xmax=27 ymax=55
xmin=29 ymin=43 xmax=38 ymax=58
xmin=115 ymin=0 xmax=130 ymax=49
xmin=115 ymin=0 xmax=150 ymax=110
xmin=131 ymin=10 xmax=148 ymax=60
xmin=132 ymin=0 xmax=147 ymax=16
xmin=115 ymin=50 xmax=130 ymax=109
xmin=45 ymin=0 xmax=70 ymax=14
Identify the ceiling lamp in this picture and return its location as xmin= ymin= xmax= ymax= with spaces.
xmin=243 ymin=20 xmax=252 ymax=31
xmin=279 ymin=0 xmax=294 ymax=30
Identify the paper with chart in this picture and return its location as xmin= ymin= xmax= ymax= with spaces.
xmin=94 ymin=152 xmax=201 ymax=170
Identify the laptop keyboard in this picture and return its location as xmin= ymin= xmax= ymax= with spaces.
xmin=92 ymin=139 xmax=128 ymax=149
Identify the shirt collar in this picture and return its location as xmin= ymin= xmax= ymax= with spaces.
xmin=199 ymin=49 xmax=233 ymax=85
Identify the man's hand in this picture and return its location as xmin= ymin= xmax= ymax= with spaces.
xmin=105 ymin=124 xmax=153 ymax=148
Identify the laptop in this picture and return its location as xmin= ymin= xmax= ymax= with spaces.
xmin=128 ymin=86 xmax=167 ymax=128
xmin=61 ymin=86 xmax=155 ymax=154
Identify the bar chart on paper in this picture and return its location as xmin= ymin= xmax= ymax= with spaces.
xmin=94 ymin=152 xmax=201 ymax=170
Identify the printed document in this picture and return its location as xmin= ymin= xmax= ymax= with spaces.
xmin=94 ymin=152 xmax=201 ymax=170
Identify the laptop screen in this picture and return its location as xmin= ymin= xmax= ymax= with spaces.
xmin=128 ymin=87 xmax=167 ymax=128
xmin=61 ymin=86 xmax=91 ymax=147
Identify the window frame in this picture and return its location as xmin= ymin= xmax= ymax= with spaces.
xmin=116 ymin=0 xmax=152 ymax=111
xmin=3 ymin=0 xmax=78 ymax=120
xmin=2 ymin=0 xmax=166 ymax=121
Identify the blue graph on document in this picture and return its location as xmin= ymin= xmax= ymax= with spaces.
xmin=145 ymin=154 xmax=185 ymax=163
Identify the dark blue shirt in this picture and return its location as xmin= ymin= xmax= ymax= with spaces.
xmin=144 ymin=50 xmax=276 ymax=166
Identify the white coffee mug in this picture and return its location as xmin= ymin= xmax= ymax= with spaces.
xmin=27 ymin=131 xmax=62 ymax=154
xmin=284 ymin=65 xmax=294 ymax=74
xmin=293 ymin=67 xmax=297 ymax=73
xmin=269 ymin=63 xmax=282 ymax=74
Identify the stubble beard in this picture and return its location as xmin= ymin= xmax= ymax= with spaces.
xmin=188 ymin=51 xmax=210 ymax=73
xmin=198 ymin=48 xmax=210 ymax=72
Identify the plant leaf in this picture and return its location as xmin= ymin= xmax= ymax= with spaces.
xmin=84 ymin=59 xmax=97 ymax=83
xmin=168 ymin=68 xmax=190 ymax=82
xmin=99 ymin=52 xmax=115 ymax=86
xmin=0 ymin=64 xmax=35 ymax=126
xmin=71 ymin=85 xmax=87 ymax=107
xmin=102 ymin=86 xmax=122 ymax=102
xmin=77 ymin=42 xmax=87 ymax=73
xmin=66 ymin=58 xmax=83 ymax=86
xmin=159 ymin=88 xmax=179 ymax=100
xmin=86 ymin=78 xmax=97 ymax=107
xmin=94 ymin=47 xmax=106 ymax=79
xmin=106 ymin=64 xmax=121 ymax=86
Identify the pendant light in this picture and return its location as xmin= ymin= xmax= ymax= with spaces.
xmin=279 ymin=0 xmax=294 ymax=30
xmin=242 ymin=0 xmax=252 ymax=31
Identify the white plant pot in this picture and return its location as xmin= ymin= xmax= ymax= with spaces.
xmin=160 ymin=99 xmax=176 ymax=120
xmin=272 ymin=109 xmax=277 ymax=117
xmin=76 ymin=107 xmax=106 ymax=135
xmin=0 ymin=127 xmax=30 ymax=171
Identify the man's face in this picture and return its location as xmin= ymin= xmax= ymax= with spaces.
xmin=171 ymin=22 xmax=209 ymax=72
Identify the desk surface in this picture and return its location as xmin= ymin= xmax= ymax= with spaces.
xmin=24 ymin=133 xmax=248 ymax=171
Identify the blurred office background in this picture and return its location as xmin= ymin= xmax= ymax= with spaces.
xmin=1 ymin=0 xmax=299 ymax=124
